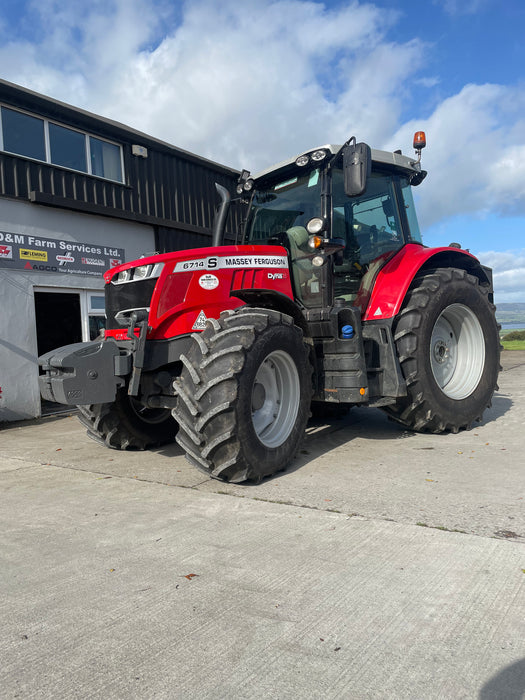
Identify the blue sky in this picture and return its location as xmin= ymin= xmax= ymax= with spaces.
xmin=0 ymin=0 xmax=524 ymax=302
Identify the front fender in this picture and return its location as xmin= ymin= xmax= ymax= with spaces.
xmin=361 ymin=244 xmax=488 ymax=321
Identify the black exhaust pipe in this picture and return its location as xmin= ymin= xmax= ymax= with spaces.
xmin=211 ymin=183 xmax=231 ymax=247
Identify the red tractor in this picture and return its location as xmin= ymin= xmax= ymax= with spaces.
xmin=39 ymin=134 xmax=500 ymax=482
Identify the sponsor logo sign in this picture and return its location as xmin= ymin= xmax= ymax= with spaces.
xmin=81 ymin=257 xmax=106 ymax=266
xmin=20 ymin=248 xmax=47 ymax=261
xmin=56 ymin=254 xmax=75 ymax=265
xmin=0 ymin=230 xmax=125 ymax=277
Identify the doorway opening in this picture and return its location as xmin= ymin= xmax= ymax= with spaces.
xmin=34 ymin=288 xmax=106 ymax=415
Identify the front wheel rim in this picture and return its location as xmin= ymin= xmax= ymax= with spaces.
xmin=430 ymin=303 xmax=485 ymax=400
xmin=129 ymin=398 xmax=170 ymax=425
xmin=251 ymin=350 xmax=300 ymax=448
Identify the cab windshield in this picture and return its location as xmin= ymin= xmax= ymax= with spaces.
xmin=245 ymin=164 xmax=422 ymax=307
xmin=245 ymin=168 xmax=322 ymax=242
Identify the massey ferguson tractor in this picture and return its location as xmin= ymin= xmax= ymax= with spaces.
xmin=39 ymin=133 xmax=500 ymax=483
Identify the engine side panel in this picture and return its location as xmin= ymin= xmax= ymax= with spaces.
xmin=104 ymin=245 xmax=295 ymax=340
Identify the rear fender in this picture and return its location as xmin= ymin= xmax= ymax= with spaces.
xmin=362 ymin=244 xmax=490 ymax=322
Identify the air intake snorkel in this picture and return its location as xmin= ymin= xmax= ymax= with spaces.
xmin=211 ymin=183 xmax=231 ymax=247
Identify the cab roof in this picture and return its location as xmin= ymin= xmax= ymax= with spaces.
xmin=253 ymin=143 xmax=420 ymax=181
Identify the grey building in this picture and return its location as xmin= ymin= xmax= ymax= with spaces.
xmin=0 ymin=79 xmax=240 ymax=422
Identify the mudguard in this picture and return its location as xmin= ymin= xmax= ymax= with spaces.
xmin=361 ymin=244 xmax=487 ymax=321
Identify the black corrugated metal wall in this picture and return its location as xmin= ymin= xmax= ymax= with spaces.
xmin=1 ymin=79 xmax=243 ymax=254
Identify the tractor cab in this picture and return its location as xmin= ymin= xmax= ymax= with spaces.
xmin=241 ymin=138 xmax=426 ymax=310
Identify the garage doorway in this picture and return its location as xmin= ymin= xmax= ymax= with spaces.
xmin=34 ymin=291 xmax=83 ymax=357
xmin=34 ymin=288 xmax=106 ymax=414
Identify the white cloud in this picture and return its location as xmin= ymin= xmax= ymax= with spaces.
xmin=388 ymin=83 xmax=525 ymax=228
xmin=0 ymin=0 xmax=421 ymax=169
xmin=433 ymin=0 xmax=488 ymax=15
xmin=477 ymin=250 xmax=525 ymax=304
xmin=0 ymin=0 xmax=524 ymax=300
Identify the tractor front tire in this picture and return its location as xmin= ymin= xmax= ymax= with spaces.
xmin=172 ymin=308 xmax=312 ymax=483
xmin=77 ymin=388 xmax=177 ymax=450
xmin=382 ymin=267 xmax=500 ymax=433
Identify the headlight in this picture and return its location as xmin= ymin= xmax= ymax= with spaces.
xmin=133 ymin=264 xmax=152 ymax=280
xmin=312 ymin=255 xmax=325 ymax=267
xmin=113 ymin=262 xmax=164 ymax=284
xmin=117 ymin=269 xmax=132 ymax=282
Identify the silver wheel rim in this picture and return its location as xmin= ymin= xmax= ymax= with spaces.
xmin=430 ymin=303 xmax=485 ymax=400
xmin=251 ymin=349 xmax=300 ymax=448
xmin=129 ymin=398 xmax=169 ymax=424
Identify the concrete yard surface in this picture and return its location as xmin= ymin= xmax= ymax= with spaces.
xmin=1 ymin=351 xmax=525 ymax=699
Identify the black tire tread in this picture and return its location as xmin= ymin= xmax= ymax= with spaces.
xmin=77 ymin=390 xmax=177 ymax=450
xmin=172 ymin=307 xmax=312 ymax=483
xmin=382 ymin=267 xmax=500 ymax=433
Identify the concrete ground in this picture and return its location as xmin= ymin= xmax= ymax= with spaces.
xmin=1 ymin=352 xmax=525 ymax=699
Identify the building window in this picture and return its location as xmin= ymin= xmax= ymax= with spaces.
xmin=49 ymin=122 xmax=87 ymax=172
xmin=0 ymin=105 xmax=123 ymax=183
xmin=90 ymin=136 xmax=122 ymax=182
xmin=1 ymin=107 xmax=46 ymax=161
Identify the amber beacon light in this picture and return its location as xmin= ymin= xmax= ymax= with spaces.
xmin=413 ymin=131 xmax=426 ymax=150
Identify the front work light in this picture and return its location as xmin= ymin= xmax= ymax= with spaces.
xmin=306 ymin=217 xmax=325 ymax=234
xmin=295 ymin=154 xmax=310 ymax=167
xmin=311 ymin=149 xmax=327 ymax=162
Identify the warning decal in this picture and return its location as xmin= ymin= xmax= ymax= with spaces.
xmin=192 ymin=310 xmax=208 ymax=330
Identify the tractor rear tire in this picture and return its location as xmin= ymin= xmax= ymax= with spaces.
xmin=172 ymin=307 xmax=312 ymax=483
xmin=382 ymin=267 xmax=500 ymax=433
xmin=77 ymin=388 xmax=177 ymax=450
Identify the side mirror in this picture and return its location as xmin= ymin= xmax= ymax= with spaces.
xmin=343 ymin=141 xmax=371 ymax=197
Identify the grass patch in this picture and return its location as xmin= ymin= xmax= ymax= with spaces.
xmin=499 ymin=329 xmax=525 ymax=351
xmin=501 ymin=339 xmax=525 ymax=351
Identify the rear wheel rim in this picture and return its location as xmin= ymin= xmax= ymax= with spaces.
xmin=251 ymin=350 xmax=300 ymax=447
xmin=430 ymin=303 xmax=485 ymax=400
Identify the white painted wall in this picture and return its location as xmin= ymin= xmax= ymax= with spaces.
xmin=0 ymin=199 xmax=155 ymax=422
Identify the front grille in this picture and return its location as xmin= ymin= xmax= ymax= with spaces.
xmin=105 ymin=278 xmax=158 ymax=328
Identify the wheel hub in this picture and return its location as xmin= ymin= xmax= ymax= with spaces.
xmin=433 ymin=339 xmax=449 ymax=364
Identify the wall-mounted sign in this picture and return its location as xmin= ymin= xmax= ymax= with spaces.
xmin=0 ymin=231 xmax=125 ymax=276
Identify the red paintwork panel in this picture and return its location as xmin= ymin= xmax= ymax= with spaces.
xmin=104 ymin=245 xmax=294 ymax=340
xmin=361 ymin=244 xmax=478 ymax=321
